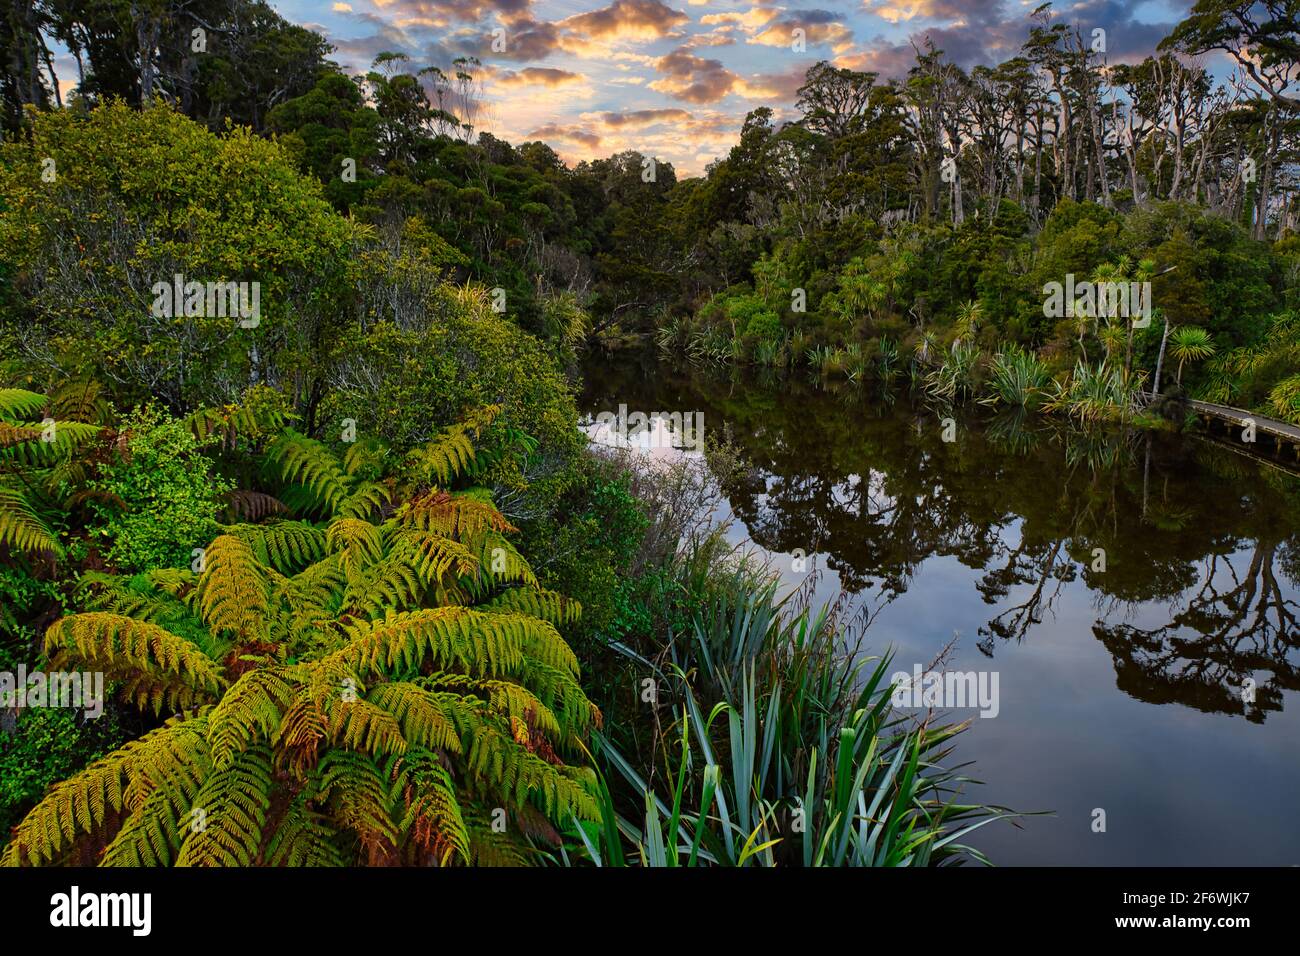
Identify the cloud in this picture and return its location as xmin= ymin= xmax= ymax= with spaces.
xmin=750 ymin=11 xmax=854 ymax=54
xmin=528 ymin=123 xmax=603 ymax=147
xmin=489 ymin=66 xmax=584 ymax=87
xmin=370 ymin=0 xmax=533 ymax=26
xmin=700 ymin=7 xmax=781 ymax=31
xmin=590 ymin=107 xmax=693 ymax=128
xmin=560 ymin=0 xmax=689 ymax=42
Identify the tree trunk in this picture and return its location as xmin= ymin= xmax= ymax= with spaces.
xmin=1152 ymin=316 xmax=1170 ymax=395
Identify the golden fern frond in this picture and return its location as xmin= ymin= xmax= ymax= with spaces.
xmin=336 ymin=480 xmax=392 ymax=520
xmin=314 ymin=750 xmax=399 ymax=857
xmin=394 ymin=491 xmax=515 ymax=540
xmin=325 ymin=607 xmax=522 ymax=678
xmin=326 ymin=517 xmax=385 ymax=570
xmin=390 ymin=750 xmax=470 ymax=865
xmin=464 ymin=532 xmax=538 ymax=597
xmin=366 ymin=682 xmax=462 ymax=753
xmin=175 ymin=745 xmax=274 ymax=866
xmin=207 ymin=668 xmax=296 ymax=770
xmin=0 ymin=718 xmax=210 ymax=867
xmin=386 ymin=528 xmax=479 ymax=585
xmin=227 ymin=521 xmax=326 ymax=573
xmin=464 ymin=723 xmax=598 ymax=821
xmin=481 ymin=587 xmax=582 ymax=627
xmin=146 ymin=568 xmax=199 ymax=597
xmin=345 ymin=556 xmax=424 ymax=618
xmin=405 ymin=425 xmax=477 ymax=487
xmin=322 ymin=694 xmax=408 ymax=756
xmin=195 ymin=534 xmax=271 ymax=637
xmin=0 ymin=486 xmax=61 ymax=557
xmin=280 ymin=553 xmax=347 ymax=620
xmin=101 ymin=722 xmax=213 ymax=867
xmin=515 ymin=658 xmax=601 ymax=741
xmin=43 ymin=613 xmax=226 ymax=710
xmin=420 ymin=672 xmax=562 ymax=740
xmin=99 ymin=784 xmax=184 ymax=866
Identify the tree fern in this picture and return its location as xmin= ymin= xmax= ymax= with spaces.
xmin=4 ymin=410 xmax=598 ymax=867
xmin=0 ymin=485 xmax=62 ymax=557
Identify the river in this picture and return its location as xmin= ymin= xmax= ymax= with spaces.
xmin=580 ymin=353 xmax=1300 ymax=866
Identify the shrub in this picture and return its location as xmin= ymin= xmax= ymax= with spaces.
xmin=89 ymin=406 xmax=232 ymax=573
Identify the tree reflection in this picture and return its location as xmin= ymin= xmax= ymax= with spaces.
xmin=580 ymin=360 xmax=1300 ymax=720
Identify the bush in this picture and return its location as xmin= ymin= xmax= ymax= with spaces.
xmin=88 ymin=406 xmax=232 ymax=572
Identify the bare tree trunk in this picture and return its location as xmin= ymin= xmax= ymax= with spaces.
xmin=1152 ymin=316 xmax=1170 ymax=396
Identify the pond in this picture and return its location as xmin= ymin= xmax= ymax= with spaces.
xmin=580 ymin=353 xmax=1300 ymax=866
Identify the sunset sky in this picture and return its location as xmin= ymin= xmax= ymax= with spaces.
xmin=276 ymin=0 xmax=1197 ymax=175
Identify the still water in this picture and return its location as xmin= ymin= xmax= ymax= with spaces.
xmin=581 ymin=355 xmax=1300 ymax=866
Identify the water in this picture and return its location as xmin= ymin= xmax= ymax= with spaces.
xmin=580 ymin=354 xmax=1300 ymax=866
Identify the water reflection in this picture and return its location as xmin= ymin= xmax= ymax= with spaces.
xmin=581 ymin=357 xmax=1300 ymax=725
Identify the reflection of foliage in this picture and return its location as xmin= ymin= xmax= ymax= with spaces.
xmin=581 ymin=359 xmax=1300 ymax=719
xmin=1095 ymin=544 xmax=1300 ymax=723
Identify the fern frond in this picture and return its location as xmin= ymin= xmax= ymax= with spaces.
xmin=0 ymin=486 xmax=61 ymax=557
xmin=0 ymin=421 xmax=101 ymax=466
xmin=266 ymin=429 xmax=352 ymax=515
xmin=223 ymin=489 xmax=287 ymax=522
xmin=195 ymin=534 xmax=271 ymax=638
xmin=0 ymin=718 xmax=210 ymax=867
xmin=207 ymin=667 xmax=296 ymax=769
xmin=44 ymin=613 xmax=226 ymax=710
xmin=264 ymin=793 xmax=348 ymax=866
xmin=227 ymin=521 xmax=325 ymax=573
xmin=175 ymin=745 xmax=274 ymax=866
xmin=390 ymin=750 xmax=470 ymax=865
xmin=395 ymin=491 xmax=516 ymax=539
xmin=313 ymin=750 xmax=398 ymax=858
xmin=0 ymin=388 xmax=48 ymax=421
xmin=482 ymin=587 xmax=582 ymax=627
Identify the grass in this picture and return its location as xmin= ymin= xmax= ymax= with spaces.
xmin=560 ymin=545 xmax=1020 ymax=867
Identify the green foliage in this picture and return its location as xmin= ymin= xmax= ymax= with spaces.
xmin=0 ymin=707 xmax=135 ymax=839
xmin=0 ymin=101 xmax=362 ymax=411
xmin=2 ymin=417 xmax=600 ymax=868
xmin=567 ymin=558 xmax=1016 ymax=867
xmin=89 ymin=406 xmax=232 ymax=573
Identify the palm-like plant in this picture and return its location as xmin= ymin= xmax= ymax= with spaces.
xmin=2 ymin=420 xmax=599 ymax=867
xmin=953 ymin=300 xmax=982 ymax=344
xmin=1168 ymin=326 xmax=1215 ymax=385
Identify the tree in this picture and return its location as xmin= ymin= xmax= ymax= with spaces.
xmin=1163 ymin=0 xmax=1300 ymax=109
xmin=1169 ymin=325 xmax=1216 ymax=383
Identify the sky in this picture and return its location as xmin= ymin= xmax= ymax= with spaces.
xmin=273 ymin=0 xmax=1198 ymax=176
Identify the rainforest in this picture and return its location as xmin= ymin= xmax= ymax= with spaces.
xmin=0 ymin=0 xmax=1298 ymax=873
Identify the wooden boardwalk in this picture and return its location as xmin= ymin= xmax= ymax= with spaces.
xmin=1139 ymin=391 xmax=1300 ymax=461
